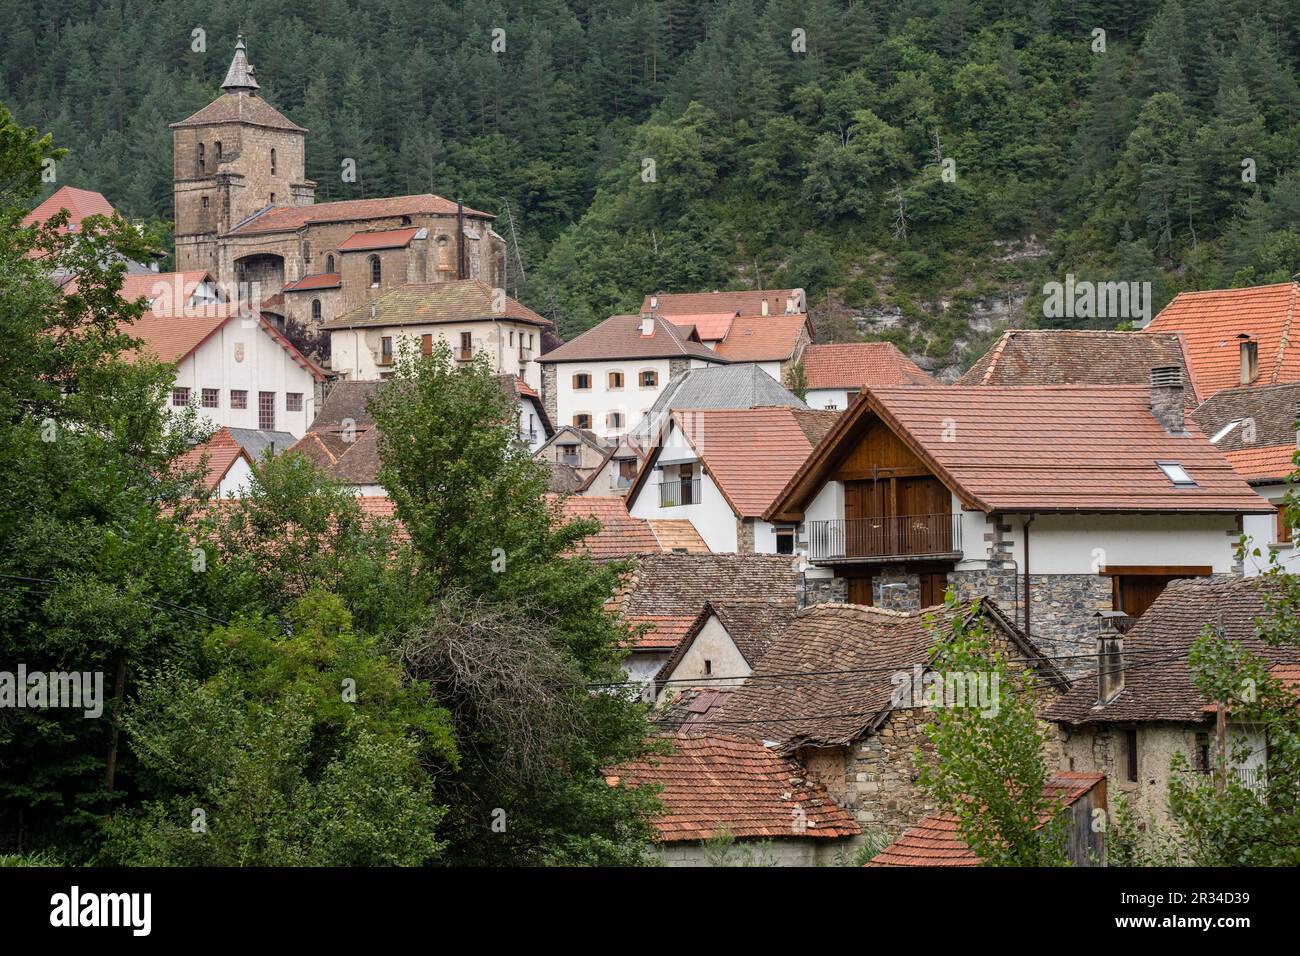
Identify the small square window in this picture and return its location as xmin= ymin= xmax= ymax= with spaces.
xmin=776 ymin=529 xmax=795 ymax=555
xmin=201 ymin=388 xmax=220 ymax=409
xmin=286 ymin=392 xmax=303 ymax=412
xmin=230 ymin=389 xmax=248 ymax=410
xmin=1157 ymin=461 xmax=1196 ymax=486
xmin=171 ymin=387 xmax=191 ymax=407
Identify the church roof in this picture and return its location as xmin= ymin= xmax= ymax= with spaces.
xmin=227 ymin=194 xmax=491 ymax=237
xmin=171 ymin=40 xmax=305 ymax=132
xmin=221 ymin=39 xmax=259 ymax=92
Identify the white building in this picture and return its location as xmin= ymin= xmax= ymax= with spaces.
xmin=537 ymin=314 xmax=726 ymax=442
xmin=765 ymin=369 xmax=1273 ymax=671
xmin=800 ymin=342 xmax=934 ymax=410
xmin=323 ymin=279 xmax=550 ymax=390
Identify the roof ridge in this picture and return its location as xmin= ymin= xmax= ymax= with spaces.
xmin=978 ymin=329 xmax=1013 ymax=385
xmin=1273 ymin=282 xmax=1298 ymax=385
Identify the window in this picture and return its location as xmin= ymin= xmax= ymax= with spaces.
xmin=639 ymin=369 xmax=658 ymax=388
xmin=572 ymin=372 xmax=592 ymax=390
xmin=230 ymin=389 xmax=248 ymax=409
xmin=421 ymin=334 xmax=433 ymax=357
xmin=171 ymin=387 xmax=191 ymax=407
xmin=269 ymin=192 xmax=276 ymax=204
xmin=369 ymin=255 xmax=381 ymax=287
xmin=1278 ymin=505 xmax=1293 ymax=545
xmin=460 ymin=331 xmax=473 ymax=357
xmin=380 ymin=336 xmax=394 ymax=366
xmin=606 ymin=411 xmax=624 ymax=431
xmin=258 ymin=391 xmax=275 ymax=431
xmin=325 ymin=254 xmax=335 ymax=273
xmin=573 ymin=414 xmax=592 ymax=429
xmin=704 ymin=660 xmax=712 ymax=676
xmin=201 ymin=388 xmax=220 ymax=409
xmin=776 ymin=528 xmax=795 ymax=555
xmin=608 ymin=371 xmax=624 ymax=389
xmin=286 ymin=392 xmax=303 ymax=412
xmin=1196 ymin=732 xmax=1211 ymax=773
xmin=197 ymin=142 xmax=205 ymax=173
xmin=214 ymin=141 xmax=222 ymax=161
xmin=1125 ymin=728 xmax=1139 ymax=782
xmin=311 ymin=299 xmax=322 ymax=321
xmin=270 ymin=148 xmax=277 ymax=175
xmin=1157 ymin=461 xmax=1196 ymax=486
xmin=201 ymin=196 xmax=209 ymax=210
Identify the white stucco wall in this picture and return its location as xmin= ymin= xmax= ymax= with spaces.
xmin=216 ymin=456 xmax=255 ymax=499
xmin=624 ymin=651 xmax=669 ymax=686
xmin=1241 ymin=482 xmax=1300 ymax=575
xmin=172 ymin=318 xmax=317 ymax=438
xmin=806 ymin=387 xmax=852 ymax=410
xmin=659 ymin=615 xmax=751 ymax=697
xmin=330 ymin=319 xmax=542 ymax=389
xmin=994 ymin=512 xmax=1242 ymax=574
xmin=517 ymin=396 xmax=547 ymax=453
xmin=551 ymin=358 xmax=673 ymax=440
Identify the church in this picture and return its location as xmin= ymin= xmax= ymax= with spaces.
xmin=170 ymin=39 xmax=508 ymax=333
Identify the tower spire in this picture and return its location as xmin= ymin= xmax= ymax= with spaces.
xmin=221 ymin=37 xmax=260 ymax=94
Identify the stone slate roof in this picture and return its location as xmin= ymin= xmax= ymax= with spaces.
xmin=959 ymin=330 xmax=1196 ymax=403
xmin=652 ymin=688 xmax=734 ymax=735
xmin=542 ymin=460 xmax=584 ymax=494
xmin=316 ymin=381 xmax=384 ymax=426
xmin=322 ymin=279 xmax=549 ymax=330
xmin=866 ymin=772 xmax=1105 ymax=866
xmin=225 ymin=427 xmax=297 ymax=462
xmin=648 ymin=364 xmax=807 ymax=417
xmin=171 ymin=92 xmax=306 ymax=132
xmin=609 ymin=735 xmax=861 ymax=842
xmin=1045 ymin=576 xmax=1300 ymax=727
xmin=713 ymin=600 xmax=1061 ymax=754
xmin=610 ymin=553 xmax=798 ymax=652
xmin=1191 ymin=383 xmax=1300 ymax=483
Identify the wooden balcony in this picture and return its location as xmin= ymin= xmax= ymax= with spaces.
xmin=807 ymin=514 xmax=961 ymax=564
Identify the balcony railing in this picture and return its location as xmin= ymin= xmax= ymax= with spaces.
xmin=808 ymin=514 xmax=962 ymax=563
xmin=1233 ymin=765 xmax=1267 ymax=794
xmin=659 ymin=478 xmax=701 ymax=508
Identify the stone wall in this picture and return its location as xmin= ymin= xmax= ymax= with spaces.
xmin=540 ymin=363 xmax=558 ymax=424
xmin=797 ymin=572 xmax=845 ymax=607
xmin=736 ymin=517 xmax=756 ymax=553
xmin=655 ymin=836 xmax=852 ymax=867
xmin=1057 ymin=723 xmax=1203 ymax=829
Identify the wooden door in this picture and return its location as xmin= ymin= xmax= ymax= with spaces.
xmin=895 ymin=476 xmax=950 ymax=554
xmin=918 ymin=572 xmax=948 ymax=609
xmin=847 ymin=571 xmax=874 ymax=606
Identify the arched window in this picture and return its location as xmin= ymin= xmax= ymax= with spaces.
xmin=369 ymin=255 xmax=381 ymax=287
xmin=311 ymin=299 xmax=321 ymax=321
xmin=197 ymin=142 xmax=205 ymax=173
xmin=325 ymin=254 xmax=335 ymax=273
xmin=270 ymin=148 xmax=277 ymax=175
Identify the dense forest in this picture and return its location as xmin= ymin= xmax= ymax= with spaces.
xmin=6 ymin=0 xmax=1300 ymax=370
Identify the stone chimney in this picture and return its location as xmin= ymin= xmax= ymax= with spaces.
xmin=1095 ymin=611 xmax=1129 ymax=705
xmin=1239 ymin=334 xmax=1259 ymax=385
xmin=1149 ymin=365 xmax=1185 ymax=434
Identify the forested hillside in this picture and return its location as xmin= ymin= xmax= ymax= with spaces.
xmin=6 ymin=0 xmax=1300 ymax=373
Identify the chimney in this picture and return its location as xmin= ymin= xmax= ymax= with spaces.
xmin=456 ymin=201 xmax=466 ymax=280
xmin=1149 ymin=366 xmax=1185 ymax=434
xmin=639 ymin=315 xmax=655 ymax=337
xmin=370 ymin=303 xmax=376 ymax=320
xmin=1094 ymin=611 xmax=1129 ymax=705
xmin=761 ymin=299 xmax=769 ymax=317
xmin=1239 ymin=333 xmax=1259 ymax=385
xmin=650 ymin=295 xmax=658 ymax=310
xmin=1294 ymin=401 xmax=1300 ymax=449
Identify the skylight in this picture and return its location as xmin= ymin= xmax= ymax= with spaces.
xmin=1157 ymin=461 xmax=1197 ymax=486
xmin=1209 ymin=420 xmax=1241 ymax=444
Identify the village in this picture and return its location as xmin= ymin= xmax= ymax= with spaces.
xmin=13 ymin=37 xmax=1300 ymax=873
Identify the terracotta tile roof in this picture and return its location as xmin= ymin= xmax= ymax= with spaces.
xmin=803 ymin=342 xmax=934 ymax=388
xmin=322 ymin=279 xmax=550 ymax=330
xmin=1145 ymin=282 xmax=1300 ymax=397
xmin=171 ymin=91 xmax=307 ymax=132
xmin=611 ymin=553 xmax=799 ymax=652
xmin=665 ymin=311 xmax=737 ymax=341
xmin=642 ymin=289 xmax=806 ymax=319
xmin=653 ymin=688 xmax=734 ymax=734
xmin=609 ymin=735 xmax=860 ymax=842
xmin=337 ymin=227 xmax=422 ymax=252
xmin=1046 ymin=576 xmax=1300 ymax=726
xmin=768 ymin=385 xmax=1274 ymax=520
xmin=554 ymin=495 xmax=662 ymax=559
xmin=173 ymin=428 xmax=252 ymax=493
xmin=227 ymin=194 xmax=490 ymax=237
xmin=714 ymin=600 xmax=1061 ymax=753
xmin=21 ymin=185 xmax=116 ymax=230
xmin=1224 ymin=446 xmax=1297 ymax=483
xmin=713 ymin=314 xmax=808 ymax=363
xmin=283 ymin=273 xmax=342 ymax=292
xmin=538 ymin=313 xmax=723 ymax=364
xmin=959 ymin=330 xmax=1196 ymax=403
xmin=654 ymin=600 xmax=798 ymax=689
xmin=631 ymin=408 xmax=819 ymax=519
xmin=115 ymin=270 xmax=214 ymax=309
xmin=648 ymin=519 xmax=710 ymax=553
xmin=866 ymin=772 xmax=1105 ymax=866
